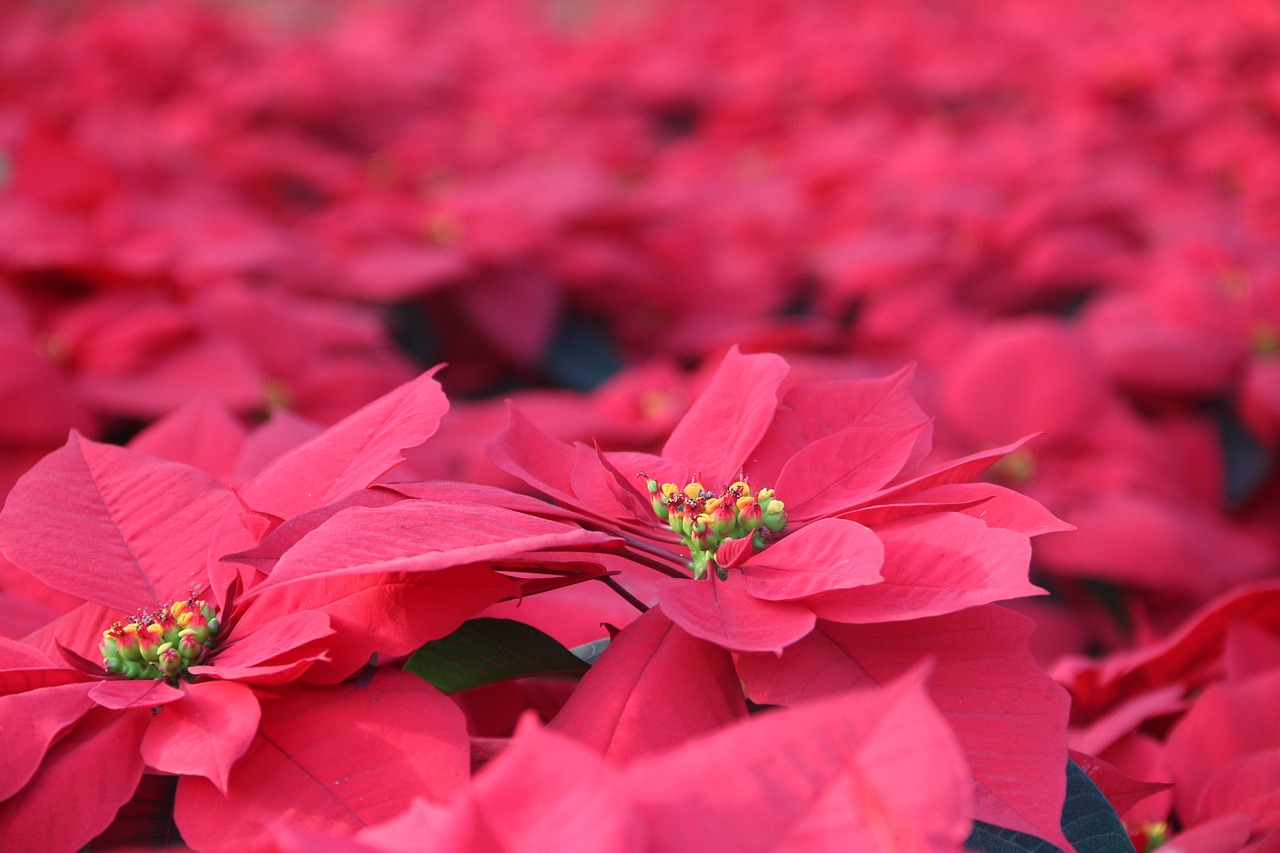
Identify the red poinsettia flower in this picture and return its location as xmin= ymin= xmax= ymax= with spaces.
xmin=0 ymin=369 xmax=616 ymax=850
xmin=490 ymin=346 xmax=1075 ymax=847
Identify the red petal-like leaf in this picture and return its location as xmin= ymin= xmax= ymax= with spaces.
xmin=623 ymin=664 xmax=972 ymax=852
xmin=0 ymin=707 xmax=150 ymax=851
xmin=1165 ymin=669 xmax=1280 ymax=824
xmin=780 ymin=423 xmax=930 ymax=522
xmin=1068 ymin=749 xmax=1172 ymax=819
xmin=661 ymin=347 xmax=789 ymax=481
xmin=656 ymin=573 xmax=815 ymax=653
xmin=190 ymin=610 xmax=333 ymax=684
xmin=745 ymin=364 xmax=929 ymax=484
xmin=858 ymin=436 xmax=1039 ymax=507
xmin=899 ymin=483 xmax=1074 ymax=537
xmin=254 ymin=501 xmax=617 ymax=591
xmin=0 ymin=682 xmax=95 ymax=800
xmin=549 ymin=606 xmax=746 ymax=761
xmin=240 ymin=568 xmax=522 ymax=685
xmin=129 ymin=398 xmax=247 ymax=485
xmin=739 ymin=519 xmax=884 ymax=601
xmin=375 ymin=717 xmax=642 ymax=853
xmin=738 ymin=606 xmax=1072 ymax=849
xmin=805 ymin=513 xmax=1043 ymax=623
xmin=0 ymin=434 xmax=237 ymax=612
xmin=88 ymin=678 xmax=184 ymax=710
xmin=238 ymin=368 xmax=447 ymax=521
xmin=222 ymin=488 xmax=406 ymax=573
xmin=142 ymin=680 xmax=261 ymax=794
xmin=173 ymin=669 xmax=468 ymax=850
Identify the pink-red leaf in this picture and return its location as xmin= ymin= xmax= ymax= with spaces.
xmin=190 ymin=610 xmax=333 ymax=684
xmin=0 ymin=682 xmax=95 ymax=800
xmin=254 ymin=501 xmax=617 ymax=591
xmin=0 ymin=707 xmax=150 ymax=851
xmin=370 ymin=717 xmax=643 ymax=853
xmin=780 ymin=423 xmax=931 ymax=522
xmin=738 ymin=606 xmax=1072 ymax=849
xmin=656 ymin=573 xmax=816 ymax=653
xmin=141 ymin=680 xmax=261 ymax=794
xmin=549 ymin=606 xmax=746 ymax=762
xmin=661 ymin=347 xmax=789 ymax=481
xmin=128 ymin=397 xmax=248 ymax=485
xmin=0 ymin=434 xmax=237 ymax=612
xmin=745 ymin=364 xmax=929 ymax=484
xmin=237 ymin=367 xmax=447 ymax=521
xmin=173 ymin=669 xmax=468 ymax=851
xmin=805 ymin=513 xmax=1043 ymax=623
xmin=239 ymin=568 xmax=522 ymax=685
xmin=88 ymin=678 xmax=184 ymax=710
xmin=739 ymin=519 xmax=884 ymax=601
xmin=623 ymin=664 xmax=971 ymax=852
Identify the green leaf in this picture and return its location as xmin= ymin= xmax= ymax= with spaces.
xmin=965 ymin=759 xmax=1135 ymax=853
xmin=403 ymin=617 xmax=590 ymax=694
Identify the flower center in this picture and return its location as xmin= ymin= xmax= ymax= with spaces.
xmin=640 ymin=474 xmax=787 ymax=580
xmin=100 ymin=596 xmax=221 ymax=681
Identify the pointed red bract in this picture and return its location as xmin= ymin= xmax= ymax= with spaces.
xmin=252 ymin=501 xmax=618 ymax=591
xmin=738 ymin=518 xmax=884 ymax=601
xmin=173 ymin=669 xmax=468 ymax=851
xmin=128 ymin=398 xmax=247 ymax=485
xmin=1165 ymin=669 xmax=1280 ymax=825
xmin=188 ymin=610 xmax=333 ymax=684
xmin=0 ymin=433 xmax=237 ymax=612
xmin=738 ymin=606 xmax=1072 ymax=849
xmin=805 ymin=513 xmax=1043 ymax=623
xmin=362 ymin=717 xmax=644 ymax=853
xmin=238 ymin=367 xmax=448 ymax=521
xmin=779 ymin=422 xmax=930 ymax=522
xmin=744 ymin=364 xmax=929 ymax=484
xmin=623 ymin=665 xmax=972 ymax=852
xmin=656 ymin=572 xmax=816 ymax=654
xmin=237 ymin=568 xmax=523 ymax=685
xmin=141 ymin=680 xmax=261 ymax=794
xmin=0 ymin=683 xmax=96 ymax=800
xmin=549 ymin=606 xmax=747 ymax=762
xmin=0 ymin=707 xmax=151 ymax=851
xmin=661 ymin=347 xmax=789 ymax=481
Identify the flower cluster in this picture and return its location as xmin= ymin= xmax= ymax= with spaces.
xmin=100 ymin=596 xmax=220 ymax=680
xmin=642 ymin=474 xmax=786 ymax=579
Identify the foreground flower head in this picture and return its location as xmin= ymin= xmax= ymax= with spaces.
xmin=100 ymin=596 xmax=221 ymax=680
xmin=641 ymin=474 xmax=786 ymax=579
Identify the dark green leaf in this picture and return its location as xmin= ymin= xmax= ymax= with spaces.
xmin=403 ymin=617 xmax=589 ymax=694
xmin=965 ymin=759 xmax=1135 ymax=853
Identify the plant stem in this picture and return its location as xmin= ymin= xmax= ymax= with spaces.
xmin=601 ymin=576 xmax=650 ymax=612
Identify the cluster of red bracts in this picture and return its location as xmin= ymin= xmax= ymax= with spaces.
xmin=0 ymin=0 xmax=1277 ymax=850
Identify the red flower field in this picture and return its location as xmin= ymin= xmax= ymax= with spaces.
xmin=0 ymin=0 xmax=1278 ymax=850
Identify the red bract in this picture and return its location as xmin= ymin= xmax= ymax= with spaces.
xmin=491 ymin=346 xmax=1073 ymax=846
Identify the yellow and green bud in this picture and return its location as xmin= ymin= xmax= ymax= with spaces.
xmin=641 ymin=472 xmax=787 ymax=579
xmin=101 ymin=596 xmax=221 ymax=681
